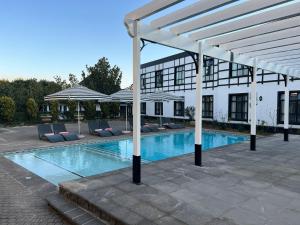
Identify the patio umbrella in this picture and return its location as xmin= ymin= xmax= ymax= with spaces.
xmin=142 ymin=91 xmax=184 ymax=127
xmin=44 ymin=85 xmax=108 ymax=134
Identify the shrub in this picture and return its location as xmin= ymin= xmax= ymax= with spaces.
xmin=0 ymin=96 xmax=16 ymax=122
xmin=26 ymin=98 xmax=38 ymax=120
xmin=83 ymin=101 xmax=96 ymax=120
xmin=50 ymin=101 xmax=59 ymax=122
xmin=185 ymin=106 xmax=195 ymax=121
xmin=67 ymin=100 xmax=76 ymax=120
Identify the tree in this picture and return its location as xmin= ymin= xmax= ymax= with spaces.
xmin=83 ymin=101 xmax=96 ymax=120
xmin=26 ymin=98 xmax=39 ymax=120
xmin=81 ymin=57 xmax=122 ymax=95
xmin=0 ymin=96 xmax=16 ymax=122
xmin=68 ymin=74 xmax=79 ymax=87
xmin=50 ymin=101 xmax=59 ymax=122
xmin=67 ymin=100 xmax=76 ymax=120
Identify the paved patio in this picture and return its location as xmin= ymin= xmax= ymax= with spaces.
xmin=58 ymin=134 xmax=300 ymax=225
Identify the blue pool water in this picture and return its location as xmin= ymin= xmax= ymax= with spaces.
xmin=4 ymin=130 xmax=248 ymax=185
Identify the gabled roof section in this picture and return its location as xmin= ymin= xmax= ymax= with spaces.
xmin=125 ymin=0 xmax=300 ymax=78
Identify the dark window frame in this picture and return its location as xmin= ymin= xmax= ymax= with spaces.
xmin=155 ymin=70 xmax=163 ymax=88
xmin=174 ymin=65 xmax=185 ymax=86
xmin=277 ymin=91 xmax=300 ymax=125
xmin=204 ymin=57 xmax=214 ymax=81
xmin=202 ymin=95 xmax=213 ymax=118
xmin=228 ymin=93 xmax=249 ymax=122
xmin=229 ymin=63 xmax=250 ymax=78
xmin=155 ymin=102 xmax=163 ymax=115
xmin=141 ymin=102 xmax=146 ymax=115
xmin=141 ymin=74 xmax=146 ymax=89
xmin=174 ymin=101 xmax=185 ymax=117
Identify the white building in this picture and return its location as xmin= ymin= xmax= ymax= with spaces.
xmin=140 ymin=52 xmax=300 ymax=129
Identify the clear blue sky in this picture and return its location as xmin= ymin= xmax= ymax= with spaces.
xmin=0 ymin=0 xmax=179 ymax=88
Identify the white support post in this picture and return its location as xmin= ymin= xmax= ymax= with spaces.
xmin=195 ymin=41 xmax=203 ymax=166
xmin=284 ymin=75 xmax=289 ymax=141
xmin=132 ymin=20 xmax=141 ymax=184
xmin=250 ymin=58 xmax=257 ymax=151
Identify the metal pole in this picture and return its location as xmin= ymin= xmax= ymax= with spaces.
xmin=284 ymin=75 xmax=289 ymax=141
xmin=250 ymin=58 xmax=257 ymax=151
xmin=195 ymin=41 xmax=203 ymax=166
xmin=77 ymin=101 xmax=80 ymax=135
xmin=132 ymin=20 xmax=141 ymax=184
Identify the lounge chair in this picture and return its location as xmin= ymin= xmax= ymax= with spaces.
xmin=100 ymin=120 xmax=123 ymax=136
xmin=141 ymin=117 xmax=160 ymax=132
xmin=162 ymin=117 xmax=185 ymax=129
xmin=37 ymin=124 xmax=64 ymax=143
xmin=87 ymin=120 xmax=112 ymax=137
xmin=128 ymin=117 xmax=157 ymax=133
xmin=52 ymin=123 xmax=79 ymax=141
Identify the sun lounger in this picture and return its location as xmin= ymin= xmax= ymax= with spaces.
xmin=37 ymin=124 xmax=64 ymax=143
xmin=162 ymin=117 xmax=185 ymax=129
xmin=100 ymin=120 xmax=123 ymax=136
xmin=87 ymin=120 xmax=113 ymax=137
xmin=129 ymin=117 xmax=155 ymax=133
xmin=52 ymin=123 xmax=79 ymax=141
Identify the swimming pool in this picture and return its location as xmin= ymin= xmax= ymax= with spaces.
xmin=4 ymin=130 xmax=248 ymax=185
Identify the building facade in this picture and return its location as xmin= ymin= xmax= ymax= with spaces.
xmin=140 ymin=52 xmax=300 ymax=128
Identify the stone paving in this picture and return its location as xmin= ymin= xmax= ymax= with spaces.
xmin=0 ymin=161 xmax=66 ymax=225
xmin=60 ymin=134 xmax=300 ymax=225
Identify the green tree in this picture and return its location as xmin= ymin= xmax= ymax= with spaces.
xmin=26 ymin=98 xmax=39 ymax=121
xmin=83 ymin=101 xmax=96 ymax=120
xmin=0 ymin=96 xmax=16 ymax=122
xmin=50 ymin=101 xmax=59 ymax=122
xmin=67 ymin=100 xmax=77 ymax=120
xmin=81 ymin=57 xmax=122 ymax=95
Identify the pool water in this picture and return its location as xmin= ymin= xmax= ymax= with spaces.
xmin=4 ymin=130 xmax=248 ymax=185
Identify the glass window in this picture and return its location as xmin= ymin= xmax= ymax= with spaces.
xmin=155 ymin=70 xmax=163 ymax=88
xmin=175 ymin=66 xmax=185 ymax=85
xmin=174 ymin=101 xmax=184 ymax=116
xmin=141 ymin=74 xmax=146 ymax=89
xmin=155 ymin=102 xmax=163 ymax=115
xmin=141 ymin=102 xmax=146 ymax=115
xmin=230 ymin=63 xmax=250 ymax=77
xmin=277 ymin=91 xmax=300 ymax=125
xmin=203 ymin=95 xmax=213 ymax=118
xmin=229 ymin=94 xmax=248 ymax=121
xmin=204 ymin=57 xmax=214 ymax=81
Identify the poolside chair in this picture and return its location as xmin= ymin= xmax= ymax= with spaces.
xmin=128 ymin=117 xmax=156 ymax=133
xmin=141 ymin=117 xmax=160 ymax=132
xmin=52 ymin=123 xmax=79 ymax=141
xmin=162 ymin=117 xmax=185 ymax=129
xmin=100 ymin=120 xmax=123 ymax=136
xmin=87 ymin=120 xmax=112 ymax=137
xmin=37 ymin=124 xmax=64 ymax=143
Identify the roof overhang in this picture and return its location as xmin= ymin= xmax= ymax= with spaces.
xmin=125 ymin=0 xmax=300 ymax=78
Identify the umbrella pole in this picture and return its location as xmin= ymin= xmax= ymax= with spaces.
xmin=125 ymin=103 xmax=128 ymax=131
xmin=78 ymin=101 xmax=80 ymax=135
xmin=160 ymin=102 xmax=162 ymax=127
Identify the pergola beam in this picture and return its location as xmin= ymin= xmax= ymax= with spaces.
xmin=171 ymin=0 xmax=289 ymax=35
xmin=246 ymin=43 xmax=300 ymax=57
xmin=222 ymin=27 xmax=300 ymax=50
xmin=189 ymin=2 xmax=300 ymax=41
xmin=151 ymin=0 xmax=234 ymax=29
xmin=257 ymin=50 xmax=300 ymax=60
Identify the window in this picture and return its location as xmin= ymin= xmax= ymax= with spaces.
xmin=141 ymin=102 xmax=146 ymax=115
xmin=141 ymin=74 xmax=146 ymax=89
xmin=277 ymin=91 xmax=300 ymax=125
xmin=174 ymin=101 xmax=184 ymax=116
xmin=155 ymin=102 xmax=163 ymax=115
xmin=175 ymin=66 xmax=185 ymax=85
xmin=202 ymin=95 xmax=213 ymax=118
xmin=204 ymin=57 xmax=214 ymax=81
xmin=229 ymin=93 xmax=248 ymax=121
xmin=155 ymin=70 xmax=163 ymax=88
xmin=230 ymin=63 xmax=250 ymax=77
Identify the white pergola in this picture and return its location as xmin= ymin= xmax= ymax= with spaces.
xmin=125 ymin=0 xmax=300 ymax=184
